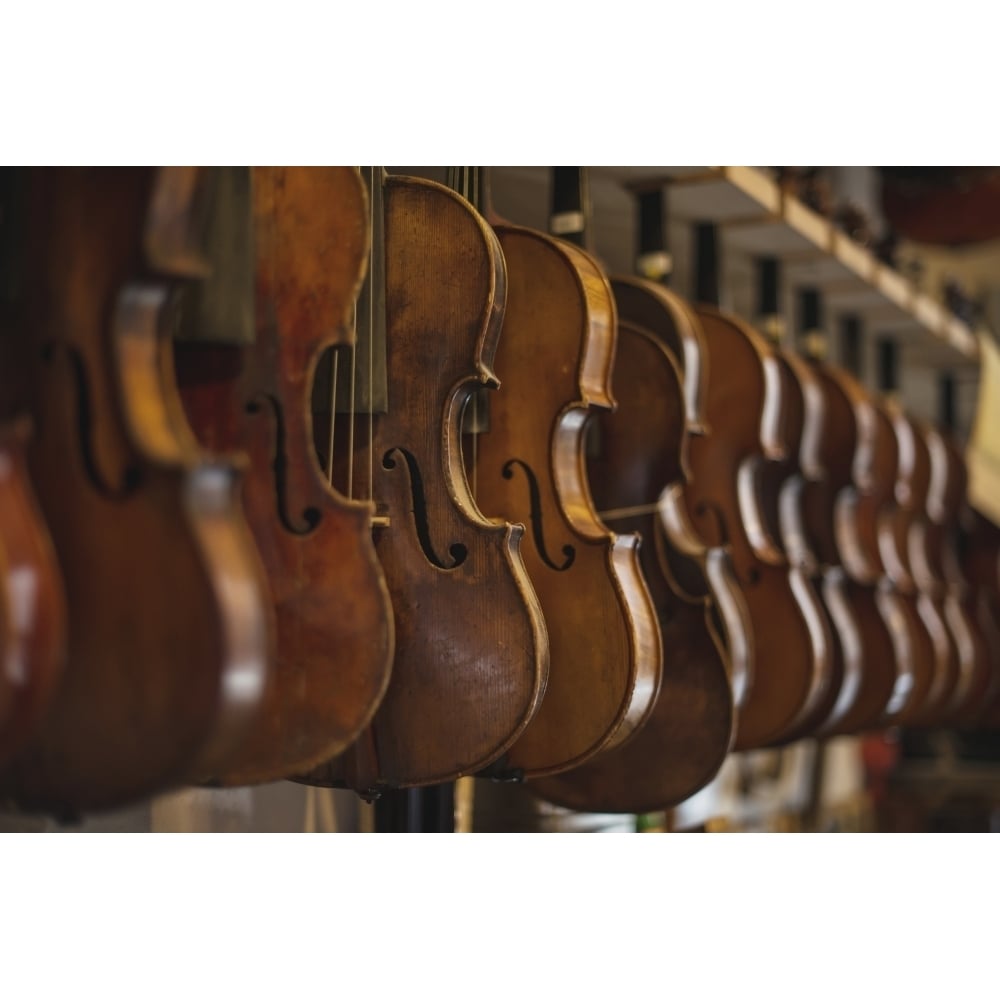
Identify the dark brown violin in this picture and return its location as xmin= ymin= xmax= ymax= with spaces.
xmin=960 ymin=506 xmax=1000 ymax=725
xmin=804 ymin=342 xmax=897 ymax=735
xmin=173 ymin=167 xmax=394 ymax=784
xmin=528 ymin=187 xmax=734 ymax=812
xmin=920 ymin=423 xmax=992 ymax=724
xmin=302 ymin=169 xmax=548 ymax=794
xmin=464 ymin=167 xmax=660 ymax=779
xmin=740 ymin=278 xmax=850 ymax=742
xmin=678 ymin=224 xmax=831 ymax=750
xmin=0 ymin=167 xmax=272 ymax=814
xmin=875 ymin=395 xmax=950 ymax=724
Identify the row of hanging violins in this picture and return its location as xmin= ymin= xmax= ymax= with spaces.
xmin=0 ymin=165 xmax=998 ymax=822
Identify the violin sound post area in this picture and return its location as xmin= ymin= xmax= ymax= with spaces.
xmin=2 ymin=165 xmax=1000 ymax=835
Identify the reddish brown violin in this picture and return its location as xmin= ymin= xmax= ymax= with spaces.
xmin=174 ymin=167 xmax=394 ymax=784
xmin=464 ymin=167 xmax=660 ymax=780
xmin=302 ymin=169 xmax=548 ymax=794
xmin=0 ymin=167 xmax=271 ymax=814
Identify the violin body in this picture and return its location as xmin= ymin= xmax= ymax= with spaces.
xmin=0 ymin=419 xmax=66 ymax=766
xmin=304 ymin=175 xmax=548 ymax=793
xmin=875 ymin=404 xmax=950 ymax=724
xmin=921 ymin=426 xmax=992 ymax=724
xmin=808 ymin=363 xmax=896 ymax=734
xmin=470 ymin=227 xmax=661 ymax=779
xmin=681 ymin=304 xmax=830 ymax=750
xmin=0 ymin=167 xmax=271 ymax=814
xmin=754 ymin=348 xmax=842 ymax=742
xmin=174 ymin=167 xmax=394 ymax=783
xmin=529 ymin=276 xmax=733 ymax=813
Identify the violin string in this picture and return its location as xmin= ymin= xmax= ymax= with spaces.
xmin=326 ymin=322 xmax=341 ymax=487
xmin=597 ymin=502 xmax=662 ymax=522
xmin=467 ymin=167 xmax=479 ymax=499
xmin=367 ymin=167 xmax=376 ymax=504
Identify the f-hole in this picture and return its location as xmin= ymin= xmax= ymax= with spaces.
xmin=246 ymin=392 xmax=322 ymax=535
xmin=502 ymin=459 xmax=576 ymax=571
xmin=383 ymin=446 xmax=467 ymax=570
xmin=42 ymin=341 xmax=142 ymax=500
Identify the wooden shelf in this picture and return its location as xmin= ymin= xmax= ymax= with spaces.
xmin=623 ymin=166 xmax=982 ymax=364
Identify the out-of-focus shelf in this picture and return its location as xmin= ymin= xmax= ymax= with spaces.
xmin=639 ymin=165 xmax=982 ymax=364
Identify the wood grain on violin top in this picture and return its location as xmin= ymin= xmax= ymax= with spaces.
xmin=470 ymin=226 xmax=661 ymax=779
xmin=303 ymin=175 xmax=548 ymax=793
xmin=175 ymin=167 xmax=395 ymax=784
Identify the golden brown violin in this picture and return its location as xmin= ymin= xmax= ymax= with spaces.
xmin=0 ymin=167 xmax=271 ymax=814
xmin=527 ymin=187 xmax=734 ymax=810
xmin=173 ymin=167 xmax=394 ymax=784
xmin=464 ymin=167 xmax=660 ymax=780
xmin=302 ymin=169 xmax=548 ymax=794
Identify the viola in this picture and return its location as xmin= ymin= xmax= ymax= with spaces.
xmin=0 ymin=167 xmax=272 ymax=814
xmin=528 ymin=185 xmax=734 ymax=811
xmin=301 ymin=169 xmax=548 ymax=794
xmin=173 ymin=167 xmax=395 ymax=784
xmin=464 ymin=166 xmax=660 ymax=779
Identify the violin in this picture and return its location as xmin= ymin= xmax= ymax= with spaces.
xmin=462 ymin=166 xmax=660 ymax=779
xmin=528 ymin=186 xmax=734 ymax=812
xmin=959 ymin=505 xmax=1000 ymax=725
xmin=301 ymin=169 xmax=548 ymax=794
xmin=173 ymin=167 xmax=395 ymax=784
xmin=0 ymin=419 xmax=66 ymax=766
xmin=875 ymin=396 xmax=950 ymax=724
xmin=921 ymin=424 xmax=993 ymax=724
xmin=804 ymin=353 xmax=897 ymax=735
xmin=0 ymin=167 xmax=272 ymax=814
xmin=679 ymin=223 xmax=831 ymax=750
xmin=742 ymin=280 xmax=848 ymax=742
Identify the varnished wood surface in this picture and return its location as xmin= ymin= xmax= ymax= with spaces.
xmin=0 ymin=167 xmax=271 ymax=814
xmin=529 ymin=276 xmax=733 ymax=812
xmin=809 ymin=363 xmax=896 ymax=735
xmin=470 ymin=227 xmax=660 ymax=779
xmin=175 ymin=168 xmax=395 ymax=784
xmin=680 ymin=304 xmax=830 ymax=750
xmin=0 ymin=420 xmax=66 ymax=766
xmin=304 ymin=175 xmax=548 ymax=793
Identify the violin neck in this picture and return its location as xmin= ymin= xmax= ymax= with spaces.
xmin=549 ymin=167 xmax=590 ymax=250
xmin=635 ymin=188 xmax=672 ymax=285
xmin=692 ymin=221 xmax=720 ymax=307
xmin=840 ymin=314 xmax=863 ymax=377
xmin=877 ymin=335 xmax=900 ymax=398
xmin=756 ymin=256 xmax=784 ymax=343
xmin=797 ymin=287 xmax=827 ymax=359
